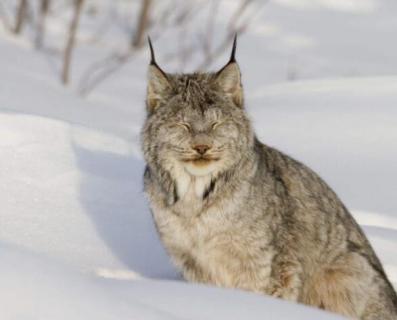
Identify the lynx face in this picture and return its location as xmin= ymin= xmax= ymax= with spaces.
xmin=142 ymin=39 xmax=254 ymax=179
xmin=143 ymin=83 xmax=252 ymax=177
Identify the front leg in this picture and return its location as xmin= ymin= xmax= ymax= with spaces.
xmin=268 ymin=256 xmax=303 ymax=301
xmin=172 ymin=250 xmax=212 ymax=284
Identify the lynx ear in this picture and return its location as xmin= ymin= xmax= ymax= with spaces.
xmin=147 ymin=37 xmax=171 ymax=112
xmin=215 ymin=35 xmax=243 ymax=107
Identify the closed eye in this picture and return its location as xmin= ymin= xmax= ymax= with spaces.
xmin=211 ymin=121 xmax=223 ymax=130
xmin=177 ymin=122 xmax=192 ymax=132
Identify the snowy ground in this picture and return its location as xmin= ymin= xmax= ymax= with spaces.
xmin=0 ymin=1 xmax=396 ymax=319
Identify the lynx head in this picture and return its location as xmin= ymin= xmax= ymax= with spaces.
xmin=142 ymin=36 xmax=254 ymax=179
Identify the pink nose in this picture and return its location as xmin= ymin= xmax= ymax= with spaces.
xmin=193 ymin=144 xmax=211 ymax=155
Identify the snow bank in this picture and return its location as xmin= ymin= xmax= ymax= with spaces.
xmin=0 ymin=244 xmax=344 ymax=320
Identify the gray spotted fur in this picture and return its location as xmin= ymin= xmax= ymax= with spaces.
xmin=141 ymin=39 xmax=397 ymax=319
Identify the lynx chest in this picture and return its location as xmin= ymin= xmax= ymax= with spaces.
xmin=149 ymin=176 xmax=274 ymax=291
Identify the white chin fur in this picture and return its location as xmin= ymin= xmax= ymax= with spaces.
xmin=184 ymin=162 xmax=219 ymax=177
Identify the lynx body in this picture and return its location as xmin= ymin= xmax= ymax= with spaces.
xmin=141 ymin=37 xmax=397 ymax=319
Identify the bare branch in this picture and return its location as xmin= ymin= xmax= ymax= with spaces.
xmin=131 ymin=0 xmax=152 ymax=48
xmin=61 ymin=0 xmax=84 ymax=85
xmin=35 ymin=0 xmax=50 ymax=49
xmin=13 ymin=0 xmax=28 ymax=34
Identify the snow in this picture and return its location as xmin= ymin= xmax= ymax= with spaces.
xmin=0 ymin=0 xmax=396 ymax=319
xmin=0 ymin=244 xmax=345 ymax=320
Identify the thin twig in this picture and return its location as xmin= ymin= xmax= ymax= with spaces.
xmin=35 ymin=0 xmax=50 ymax=49
xmin=62 ymin=0 xmax=84 ymax=85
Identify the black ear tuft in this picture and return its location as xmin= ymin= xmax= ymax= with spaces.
xmin=229 ymin=34 xmax=237 ymax=63
xmin=216 ymin=33 xmax=238 ymax=77
xmin=148 ymin=36 xmax=156 ymax=66
xmin=147 ymin=36 xmax=168 ymax=79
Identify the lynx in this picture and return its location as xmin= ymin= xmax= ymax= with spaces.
xmin=141 ymin=36 xmax=397 ymax=319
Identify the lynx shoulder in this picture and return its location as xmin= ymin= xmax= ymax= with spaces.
xmin=141 ymin=36 xmax=397 ymax=319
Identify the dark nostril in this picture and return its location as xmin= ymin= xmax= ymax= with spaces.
xmin=193 ymin=144 xmax=211 ymax=155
